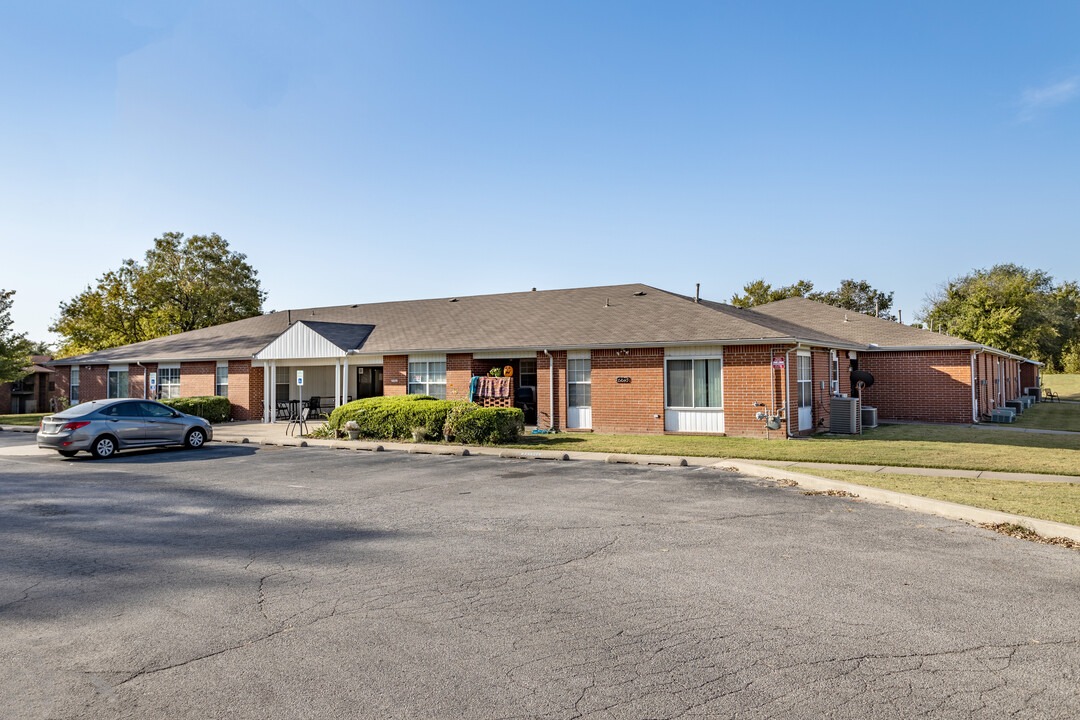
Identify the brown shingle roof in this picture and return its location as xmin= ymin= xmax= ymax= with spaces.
xmin=55 ymin=284 xmax=830 ymax=365
xmin=746 ymin=297 xmax=982 ymax=350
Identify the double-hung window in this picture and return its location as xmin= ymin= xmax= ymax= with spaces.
xmin=409 ymin=360 xmax=446 ymax=399
xmin=797 ymin=355 xmax=812 ymax=409
xmin=666 ymin=358 xmax=722 ymax=408
xmin=275 ymin=366 xmax=291 ymax=401
xmin=567 ymin=358 xmax=591 ymax=408
xmin=830 ymin=351 xmax=840 ymax=395
xmin=158 ymin=367 xmax=181 ymax=399
xmin=216 ymin=365 xmax=229 ymax=397
xmin=70 ymin=367 xmax=80 ymax=404
xmin=108 ymin=368 xmax=129 ymax=399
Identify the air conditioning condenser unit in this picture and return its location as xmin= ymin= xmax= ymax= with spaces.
xmin=861 ymin=406 xmax=878 ymax=429
xmin=829 ymin=397 xmax=861 ymax=434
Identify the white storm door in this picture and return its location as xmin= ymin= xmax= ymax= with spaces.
xmin=797 ymin=353 xmax=812 ymax=431
xmin=567 ymin=357 xmax=592 ymax=429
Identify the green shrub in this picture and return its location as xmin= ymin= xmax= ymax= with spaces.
xmin=327 ymin=395 xmax=457 ymax=440
xmin=444 ymin=406 xmax=524 ymax=445
xmin=161 ymin=395 xmax=232 ymax=424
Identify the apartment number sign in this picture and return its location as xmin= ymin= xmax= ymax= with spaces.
xmin=616 ymin=376 xmax=631 ymax=384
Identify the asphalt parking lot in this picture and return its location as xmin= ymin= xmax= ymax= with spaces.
xmin=2 ymin=432 xmax=1079 ymax=719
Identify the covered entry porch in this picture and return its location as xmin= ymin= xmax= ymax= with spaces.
xmin=253 ymin=320 xmax=383 ymax=423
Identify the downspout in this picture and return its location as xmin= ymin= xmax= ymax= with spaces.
xmin=543 ymin=349 xmax=555 ymax=431
xmin=135 ymin=361 xmax=147 ymax=399
xmin=970 ymin=349 xmax=979 ymax=423
xmin=784 ymin=345 xmax=799 ymax=438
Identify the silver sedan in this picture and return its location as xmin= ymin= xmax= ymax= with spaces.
xmin=37 ymin=398 xmax=213 ymax=459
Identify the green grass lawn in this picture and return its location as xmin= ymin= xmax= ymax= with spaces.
xmin=0 ymin=413 xmax=47 ymax=426
xmin=1012 ymin=401 xmax=1080 ymax=433
xmin=1042 ymin=373 xmax=1080 ymax=401
xmin=505 ymin=423 xmax=1080 ymax=476
xmin=788 ymin=467 xmax=1080 ymax=527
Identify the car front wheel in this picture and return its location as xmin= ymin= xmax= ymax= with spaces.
xmin=91 ymin=436 xmax=117 ymax=459
xmin=185 ymin=428 xmax=207 ymax=449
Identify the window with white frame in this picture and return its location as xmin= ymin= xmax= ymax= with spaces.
xmin=409 ymin=360 xmax=446 ymax=399
xmin=830 ymin=351 xmax=840 ymax=395
xmin=158 ymin=367 xmax=180 ymax=399
xmin=70 ymin=367 xmax=80 ymax=404
xmin=567 ymin=358 xmax=591 ymax=407
xmin=797 ymin=354 xmax=812 ymax=409
xmin=275 ymin=366 xmax=291 ymax=401
xmin=666 ymin=358 xmax=722 ymax=408
xmin=108 ymin=368 xmax=128 ymax=398
xmin=216 ymin=365 xmax=228 ymax=397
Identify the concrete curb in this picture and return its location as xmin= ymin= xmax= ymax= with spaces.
xmin=0 ymin=425 xmax=38 ymax=433
xmin=497 ymin=449 xmax=570 ymax=461
xmin=605 ymin=453 xmax=688 ymax=467
xmin=718 ymin=460 xmax=1080 ymax=544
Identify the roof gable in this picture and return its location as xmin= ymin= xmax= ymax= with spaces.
xmin=255 ymin=321 xmax=374 ymax=360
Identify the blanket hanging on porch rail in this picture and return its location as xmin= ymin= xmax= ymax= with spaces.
xmin=474 ymin=376 xmax=511 ymax=398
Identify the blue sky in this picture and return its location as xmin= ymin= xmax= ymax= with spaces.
xmin=3 ymin=1 xmax=1078 ymax=343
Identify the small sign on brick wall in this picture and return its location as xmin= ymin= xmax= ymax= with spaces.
xmin=616 ymin=377 xmax=631 ymax=383
xmin=772 ymin=358 xmax=786 ymax=369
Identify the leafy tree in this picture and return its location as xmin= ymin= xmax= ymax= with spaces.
xmin=808 ymin=279 xmax=895 ymax=320
xmin=0 ymin=289 xmax=35 ymax=383
xmin=730 ymin=279 xmax=815 ymax=307
xmin=920 ymin=264 xmax=1080 ymax=369
xmin=51 ymin=233 xmax=266 ymax=357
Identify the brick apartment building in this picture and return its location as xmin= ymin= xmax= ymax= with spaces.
xmin=46 ymin=284 xmax=1039 ymax=438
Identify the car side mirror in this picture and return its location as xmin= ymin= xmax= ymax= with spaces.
xmin=172 ymin=411 xmax=182 ymax=418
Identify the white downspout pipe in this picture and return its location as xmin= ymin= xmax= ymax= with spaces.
xmin=269 ymin=362 xmax=277 ymax=424
xmin=970 ymin=350 xmax=979 ymax=423
xmin=135 ymin=361 xmax=147 ymax=399
xmin=784 ymin=345 xmax=797 ymax=438
xmin=543 ymin=349 xmax=555 ymax=431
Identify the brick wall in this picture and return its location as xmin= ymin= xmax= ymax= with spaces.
xmin=722 ymin=345 xmax=785 ymax=439
xmin=127 ymin=363 xmax=157 ymax=400
xmin=810 ymin=349 xmax=831 ymax=432
xmin=226 ymin=360 xmax=261 ymax=421
xmin=537 ymin=351 xmax=566 ymax=430
xmin=591 ymin=348 xmax=664 ymax=434
xmin=1020 ymin=362 xmax=1039 ymax=393
xmin=180 ymin=361 xmax=216 ymax=397
xmin=859 ymin=350 xmax=972 ymax=423
xmin=383 ymin=355 xmax=408 ymax=395
xmin=81 ymin=365 xmax=108 ymax=402
xmin=0 ymin=381 xmax=10 ymax=414
xmin=446 ymin=353 xmax=473 ymax=401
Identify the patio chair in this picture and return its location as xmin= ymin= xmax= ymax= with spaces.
xmin=286 ymin=407 xmax=310 ymax=436
xmin=307 ymin=396 xmax=327 ymax=419
xmin=1044 ymin=388 xmax=1059 ymax=403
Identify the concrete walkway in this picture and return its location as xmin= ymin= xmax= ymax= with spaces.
xmin=210 ymin=421 xmax=1080 ymax=484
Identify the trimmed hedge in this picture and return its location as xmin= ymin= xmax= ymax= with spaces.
xmin=326 ymin=395 xmax=523 ymax=444
xmin=160 ymin=395 xmax=231 ymax=424
xmin=443 ymin=405 xmax=523 ymax=445
xmin=327 ymin=396 xmax=457 ymax=440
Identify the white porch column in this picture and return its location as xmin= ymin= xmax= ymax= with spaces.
xmin=335 ymin=358 xmax=341 ymax=411
xmin=342 ymin=357 xmax=349 ymax=406
xmin=269 ymin=362 xmax=277 ymax=424
xmin=262 ymin=363 xmax=269 ymax=422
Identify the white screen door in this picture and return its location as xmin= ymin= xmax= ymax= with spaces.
xmin=567 ymin=358 xmax=592 ymax=429
xmin=797 ymin=354 xmax=812 ymax=431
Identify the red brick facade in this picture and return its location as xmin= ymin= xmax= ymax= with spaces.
xmin=383 ymin=355 xmax=408 ymax=395
xmin=537 ymin=350 xmax=566 ymax=431
xmin=179 ymin=361 xmax=216 ymax=397
xmin=591 ymin=348 xmax=664 ymax=434
xmin=858 ymin=350 xmax=973 ymax=424
xmin=41 ymin=341 xmax=1029 ymax=435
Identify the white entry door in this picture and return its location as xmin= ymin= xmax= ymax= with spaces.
xmin=567 ymin=357 xmax=592 ymax=429
xmin=797 ymin=353 xmax=812 ymax=431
